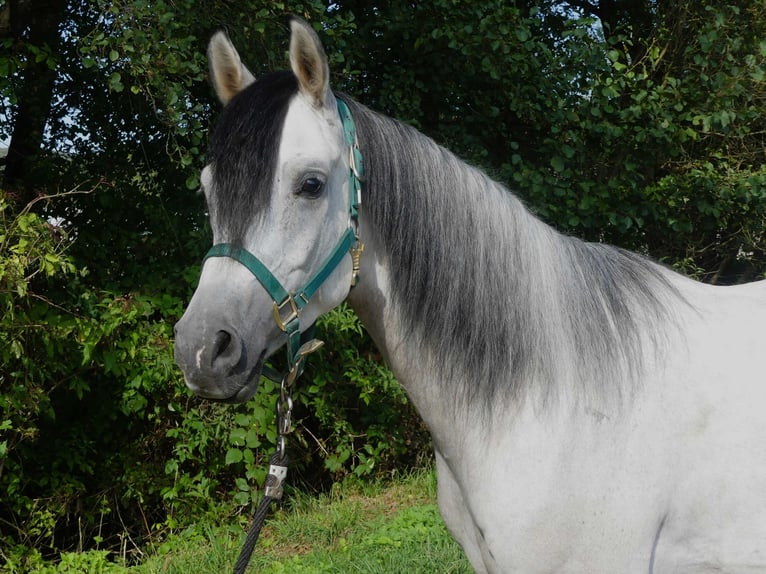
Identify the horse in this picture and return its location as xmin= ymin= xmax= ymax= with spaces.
xmin=174 ymin=17 xmax=766 ymax=573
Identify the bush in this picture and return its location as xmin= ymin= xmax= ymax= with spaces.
xmin=0 ymin=193 xmax=187 ymax=567
xmin=0 ymin=196 xmax=428 ymax=569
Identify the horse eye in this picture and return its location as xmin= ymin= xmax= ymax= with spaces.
xmin=298 ymin=177 xmax=325 ymax=198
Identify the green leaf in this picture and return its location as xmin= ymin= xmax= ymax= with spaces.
xmin=550 ymin=156 xmax=565 ymax=173
xmin=561 ymin=144 xmax=575 ymax=159
xmin=225 ymin=448 xmax=243 ymax=465
xmin=229 ymin=427 xmax=246 ymax=445
xmin=234 ymin=413 xmax=251 ymax=427
xmin=108 ymin=72 xmax=124 ymax=92
xmin=233 ymin=491 xmax=250 ymax=505
xmin=185 ymin=174 xmax=199 ymax=190
xmin=245 ymin=428 xmax=261 ymax=449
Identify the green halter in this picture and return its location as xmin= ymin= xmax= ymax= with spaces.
xmin=204 ymin=98 xmax=363 ymax=381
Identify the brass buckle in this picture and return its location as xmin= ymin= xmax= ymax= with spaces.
xmin=284 ymin=339 xmax=325 ymax=387
xmin=272 ymin=295 xmax=300 ymax=332
xmin=349 ymin=241 xmax=365 ymax=287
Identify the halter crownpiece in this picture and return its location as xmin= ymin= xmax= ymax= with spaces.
xmin=338 ymin=98 xmax=365 ymax=287
xmin=204 ymin=98 xmax=364 ymax=379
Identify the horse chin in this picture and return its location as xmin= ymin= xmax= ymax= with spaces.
xmin=221 ymin=355 xmax=263 ymax=403
xmin=220 ymin=350 xmax=266 ymax=403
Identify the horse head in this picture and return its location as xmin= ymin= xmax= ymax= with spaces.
xmin=174 ymin=19 xmax=358 ymax=402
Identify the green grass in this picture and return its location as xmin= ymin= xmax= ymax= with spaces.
xmin=143 ymin=468 xmax=471 ymax=573
xmin=29 ymin=468 xmax=472 ymax=573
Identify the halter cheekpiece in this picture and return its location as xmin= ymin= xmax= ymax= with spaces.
xmin=204 ymin=98 xmax=364 ymax=382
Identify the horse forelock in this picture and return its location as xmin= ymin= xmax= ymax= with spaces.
xmin=208 ymin=70 xmax=298 ymax=244
xmin=341 ymin=96 xmax=685 ymax=414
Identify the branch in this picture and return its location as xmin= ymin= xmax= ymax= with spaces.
xmin=29 ymin=292 xmax=87 ymax=320
xmin=16 ymin=178 xmax=105 ymax=217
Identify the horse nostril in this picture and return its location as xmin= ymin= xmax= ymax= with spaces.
xmin=212 ymin=330 xmax=234 ymax=364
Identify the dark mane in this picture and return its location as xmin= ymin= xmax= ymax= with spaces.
xmin=208 ymin=70 xmax=298 ymax=244
xmin=340 ymin=95 xmax=685 ymax=410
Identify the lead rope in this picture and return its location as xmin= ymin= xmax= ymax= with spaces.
xmin=232 ymin=339 xmax=323 ymax=574
xmin=232 ymin=451 xmax=287 ymax=574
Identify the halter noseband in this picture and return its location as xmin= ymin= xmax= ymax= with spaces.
xmin=204 ymin=98 xmax=364 ymax=380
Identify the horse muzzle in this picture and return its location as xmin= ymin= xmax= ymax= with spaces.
xmin=174 ymin=308 xmax=267 ymax=403
xmin=173 ymin=252 xmax=294 ymax=402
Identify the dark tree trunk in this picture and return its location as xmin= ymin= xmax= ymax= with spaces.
xmin=2 ymin=0 xmax=67 ymax=208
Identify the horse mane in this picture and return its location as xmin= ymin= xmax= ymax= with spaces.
xmin=340 ymin=95 xmax=685 ymax=411
xmin=207 ymin=66 xmax=684 ymax=411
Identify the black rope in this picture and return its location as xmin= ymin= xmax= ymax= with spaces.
xmin=232 ymin=452 xmax=288 ymax=574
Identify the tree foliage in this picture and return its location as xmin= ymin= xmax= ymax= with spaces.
xmin=329 ymin=0 xmax=766 ymax=281
xmin=0 ymin=0 xmax=764 ymax=568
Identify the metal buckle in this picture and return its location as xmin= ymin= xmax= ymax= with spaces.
xmin=284 ymin=339 xmax=325 ymax=387
xmin=272 ymin=295 xmax=300 ymax=332
xmin=350 ymin=241 xmax=365 ymax=287
xmin=264 ymin=463 xmax=287 ymax=499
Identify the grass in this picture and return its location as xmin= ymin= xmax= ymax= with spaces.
xmin=18 ymin=468 xmax=471 ymax=573
xmin=118 ymin=468 xmax=471 ymax=573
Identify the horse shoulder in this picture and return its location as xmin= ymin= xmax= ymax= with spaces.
xmin=650 ymin=278 xmax=766 ymax=571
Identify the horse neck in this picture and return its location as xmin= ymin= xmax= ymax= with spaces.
xmin=344 ymin=98 xmax=680 ymax=422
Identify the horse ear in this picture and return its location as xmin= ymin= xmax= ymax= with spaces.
xmin=208 ymin=30 xmax=256 ymax=105
xmin=289 ymin=17 xmax=333 ymax=109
